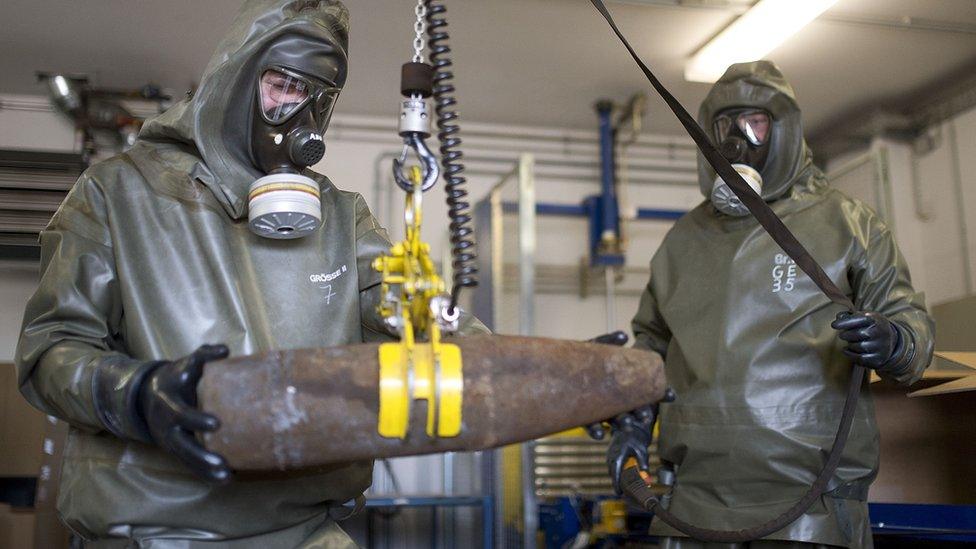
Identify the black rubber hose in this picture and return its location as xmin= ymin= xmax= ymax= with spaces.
xmin=621 ymin=365 xmax=866 ymax=543
xmin=425 ymin=0 xmax=478 ymax=310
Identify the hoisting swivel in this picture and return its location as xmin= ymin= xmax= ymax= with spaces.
xmin=393 ymin=100 xmax=439 ymax=192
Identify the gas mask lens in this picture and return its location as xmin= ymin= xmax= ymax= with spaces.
xmin=714 ymin=109 xmax=771 ymax=146
xmin=259 ymin=69 xmax=311 ymax=124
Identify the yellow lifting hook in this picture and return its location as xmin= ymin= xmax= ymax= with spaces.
xmin=373 ymin=166 xmax=463 ymax=439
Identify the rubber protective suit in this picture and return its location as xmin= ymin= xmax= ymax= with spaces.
xmin=631 ymin=61 xmax=934 ymax=548
xmin=15 ymin=0 xmax=485 ymax=546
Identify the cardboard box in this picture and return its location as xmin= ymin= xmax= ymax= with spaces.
xmin=867 ymin=297 xmax=976 ymax=502
xmin=0 ymin=363 xmax=47 ymax=477
xmin=0 ymin=504 xmax=35 ymax=548
xmin=870 ymin=382 xmax=976 ymax=504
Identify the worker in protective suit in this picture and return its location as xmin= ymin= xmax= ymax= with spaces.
xmin=15 ymin=1 xmax=484 ymax=546
xmin=603 ymin=61 xmax=934 ymax=548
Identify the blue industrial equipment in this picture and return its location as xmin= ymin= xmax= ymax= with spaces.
xmin=538 ymin=498 xmax=582 ymax=549
xmin=591 ymin=101 xmax=625 ymax=267
xmin=538 ymin=498 xmax=657 ymax=548
xmin=501 ymin=202 xmax=685 ymax=221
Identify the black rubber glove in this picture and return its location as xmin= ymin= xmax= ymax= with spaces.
xmin=140 ymin=344 xmax=232 ymax=483
xmin=93 ymin=344 xmax=232 ymax=483
xmin=584 ymin=331 xmax=663 ymax=494
xmin=832 ymin=311 xmax=907 ymax=370
xmin=604 ymin=407 xmax=656 ymax=495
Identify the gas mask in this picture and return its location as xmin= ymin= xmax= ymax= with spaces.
xmin=249 ymin=66 xmax=340 ymax=239
xmin=710 ymin=108 xmax=771 ymax=217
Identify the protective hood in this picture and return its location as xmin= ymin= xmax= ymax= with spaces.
xmin=697 ymin=60 xmax=812 ymax=202
xmin=138 ymin=0 xmax=349 ymax=219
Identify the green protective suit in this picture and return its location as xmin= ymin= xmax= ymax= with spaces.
xmin=631 ymin=61 xmax=934 ymax=548
xmin=15 ymin=0 xmax=485 ymax=546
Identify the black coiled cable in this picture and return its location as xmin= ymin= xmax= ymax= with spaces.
xmin=425 ymin=0 xmax=477 ymax=311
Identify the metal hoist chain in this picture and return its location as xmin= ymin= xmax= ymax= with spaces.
xmin=412 ymin=0 xmax=427 ymax=63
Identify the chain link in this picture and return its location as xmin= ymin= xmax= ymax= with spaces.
xmin=412 ymin=0 xmax=427 ymax=63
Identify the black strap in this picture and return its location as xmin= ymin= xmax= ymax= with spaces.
xmin=589 ymin=0 xmax=866 ymax=542
xmin=589 ymin=0 xmax=853 ymax=312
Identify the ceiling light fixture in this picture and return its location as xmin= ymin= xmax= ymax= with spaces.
xmin=684 ymin=0 xmax=839 ymax=83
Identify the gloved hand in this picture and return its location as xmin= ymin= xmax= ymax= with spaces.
xmin=603 ymin=407 xmax=656 ymax=495
xmin=588 ymin=330 xmax=629 ymax=347
xmin=139 ymin=344 xmax=232 ymax=483
xmin=831 ymin=311 xmax=907 ymax=370
xmin=93 ymin=344 xmax=232 ymax=483
xmin=584 ymin=331 xmax=663 ymax=494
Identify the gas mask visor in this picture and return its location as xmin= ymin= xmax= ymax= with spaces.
xmin=258 ymin=67 xmax=340 ymax=131
xmin=713 ymin=108 xmax=771 ymax=147
xmin=249 ymin=67 xmax=341 ymax=239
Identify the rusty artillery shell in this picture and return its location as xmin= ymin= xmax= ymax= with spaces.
xmin=199 ymin=335 xmax=664 ymax=471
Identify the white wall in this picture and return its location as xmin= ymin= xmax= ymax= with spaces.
xmin=0 ymin=94 xmax=77 ymax=152
xmin=832 ymin=105 xmax=976 ymax=309
xmin=950 ymin=107 xmax=976 ymax=295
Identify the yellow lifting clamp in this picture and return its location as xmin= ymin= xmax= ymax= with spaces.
xmin=374 ymin=166 xmax=463 ymax=439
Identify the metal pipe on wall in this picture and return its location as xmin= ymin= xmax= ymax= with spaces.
xmin=517 ymin=154 xmax=536 ymax=338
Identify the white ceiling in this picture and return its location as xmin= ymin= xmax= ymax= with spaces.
xmin=2 ymin=0 xmax=976 ymax=137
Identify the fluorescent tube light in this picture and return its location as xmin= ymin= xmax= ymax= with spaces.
xmin=684 ymin=0 xmax=839 ymax=83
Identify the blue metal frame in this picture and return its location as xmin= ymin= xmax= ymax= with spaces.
xmin=500 ymin=202 xmax=685 ymax=221
xmin=635 ymin=207 xmax=686 ymax=221
xmin=494 ymin=99 xmax=688 ymax=270
xmin=870 ymin=502 xmax=976 ymax=543
xmin=365 ymin=496 xmax=494 ymax=548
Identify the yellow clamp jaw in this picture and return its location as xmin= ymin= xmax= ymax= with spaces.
xmin=373 ymin=166 xmax=463 ymax=439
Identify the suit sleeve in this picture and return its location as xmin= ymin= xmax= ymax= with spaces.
xmin=631 ymin=267 xmax=672 ymax=359
xmin=850 ymin=215 xmax=935 ymax=386
xmin=15 ymin=173 xmax=141 ymax=433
